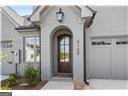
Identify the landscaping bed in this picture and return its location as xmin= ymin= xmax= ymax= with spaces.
xmin=12 ymin=77 xmax=48 ymax=90
xmin=1 ymin=64 xmax=48 ymax=90
xmin=1 ymin=79 xmax=7 ymax=87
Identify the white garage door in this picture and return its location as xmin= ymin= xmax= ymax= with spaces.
xmin=89 ymin=37 xmax=128 ymax=79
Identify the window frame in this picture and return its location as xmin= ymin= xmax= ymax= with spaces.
xmin=58 ymin=35 xmax=70 ymax=63
xmin=91 ymin=39 xmax=111 ymax=46
xmin=116 ymin=38 xmax=128 ymax=45
xmin=23 ymin=36 xmax=40 ymax=62
xmin=0 ymin=40 xmax=13 ymax=48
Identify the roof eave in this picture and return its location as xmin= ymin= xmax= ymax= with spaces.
xmin=16 ymin=28 xmax=39 ymax=33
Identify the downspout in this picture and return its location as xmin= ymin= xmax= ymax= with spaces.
xmin=29 ymin=24 xmax=42 ymax=81
xmin=32 ymin=25 xmax=41 ymax=81
xmin=36 ymin=25 xmax=41 ymax=81
xmin=83 ymin=6 xmax=97 ymax=85
xmin=27 ymin=14 xmax=42 ymax=81
xmin=39 ymin=26 xmax=41 ymax=81
xmin=83 ymin=22 xmax=89 ymax=85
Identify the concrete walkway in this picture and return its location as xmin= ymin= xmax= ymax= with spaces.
xmin=0 ymin=75 xmax=9 ymax=86
xmin=0 ymin=75 xmax=9 ymax=81
xmin=41 ymin=78 xmax=128 ymax=90
xmin=87 ymin=79 xmax=128 ymax=89
xmin=41 ymin=77 xmax=74 ymax=90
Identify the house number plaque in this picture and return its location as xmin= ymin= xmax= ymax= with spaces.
xmin=77 ymin=40 xmax=80 ymax=55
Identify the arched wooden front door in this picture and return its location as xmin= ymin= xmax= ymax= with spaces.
xmin=58 ymin=35 xmax=71 ymax=73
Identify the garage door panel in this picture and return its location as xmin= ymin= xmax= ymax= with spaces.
xmin=112 ymin=46 xmax=127 ymax=79
xmin=89 ymin=47 xmax=111 ymax=78
xmin=88 ymin=37 xmax=128 ymax=79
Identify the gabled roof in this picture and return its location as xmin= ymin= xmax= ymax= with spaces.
xmin=15 ymin=5 xmax=96 ymax=31
xmin=30 ymin=6 xmax=93 ymax=22
xmin=0 ymin=6 xmax=31 ymax=27
xmin=30 ymin=5 xmax=81 ymax=18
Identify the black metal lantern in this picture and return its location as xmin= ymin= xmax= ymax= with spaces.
xmin=56 ymin=8 xmax=64 ymax=22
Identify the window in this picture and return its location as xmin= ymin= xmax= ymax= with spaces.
xmin=59 ymin=36 xmax=70 ymax=62
xmin=116 ymin=38 xmax=128 ymax=45
xmin=92 ymin=39 xmax=111 ymax=45
xmin=116 ymin=41 xmax=128 ymax=45
xmin=0 ymin=41 xmax=12 ymax=48
xmin=24 ymin=37 xmax=40 ymax=62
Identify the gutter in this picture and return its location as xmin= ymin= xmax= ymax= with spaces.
xmin=86 ymin=6 xmax=97 ymax=27
xmin=83 ymin=6 xmax=97 ymax=85
xmin=29 ymin=6 xmax=40 ymax=18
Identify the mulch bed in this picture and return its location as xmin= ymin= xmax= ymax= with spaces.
xmin=12 ymin=77 xmax=48 ymax=90
xmin=73 ymin=80 xmax=85 ymax=90
xmin=1 ymin=79 xmax=7 ymax=87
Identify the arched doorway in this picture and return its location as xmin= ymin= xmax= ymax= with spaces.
xmin=52 ymin=29 xmax=73 ymax=77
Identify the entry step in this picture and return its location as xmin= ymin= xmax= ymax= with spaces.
xmin=51 ymin=77 xmax=73 ymax=81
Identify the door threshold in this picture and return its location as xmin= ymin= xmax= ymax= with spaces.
xmin=55 ymin=73 xmax=72 ymax=77
xmin=51 ymin=76 xmax=73 ymax=81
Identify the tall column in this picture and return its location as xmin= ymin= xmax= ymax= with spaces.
xmin=40 ymin=26 xmax=51 ymax=80
xmin=73 ymin=25 xmax=84 ymax=81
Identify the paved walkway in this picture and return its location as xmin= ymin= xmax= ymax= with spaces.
xmin=0 ymin=75 xmax=9 ymax=81
xmin=0 ymin=75 xmax=9 ymax=86
xmin=87 ymin=79 xmax=128 ymax=89
xmin=41 ymin=77 xmax=74 ymax=90
xmin=41 ymin=78 xmax=128 ymax=90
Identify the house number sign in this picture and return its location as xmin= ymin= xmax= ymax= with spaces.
xmin=77 ymin=40 xmax=80 ymax=55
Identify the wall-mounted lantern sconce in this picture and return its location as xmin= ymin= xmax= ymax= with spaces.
xmin=11 ymin=51 xmax=18 ymax=56
xmin=56 ymin=8 xmax=64 ymax=22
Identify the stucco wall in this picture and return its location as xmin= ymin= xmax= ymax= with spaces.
xmin=90 ymin=6 xmax=127 ymax=37
xmin=0 ymin=8 xmax=20 ymax=75
xmin=40 ymin=6 xmax=84 ymax=80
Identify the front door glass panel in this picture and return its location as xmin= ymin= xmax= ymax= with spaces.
xmin=58 ymin=35 xmax=71 ymax=73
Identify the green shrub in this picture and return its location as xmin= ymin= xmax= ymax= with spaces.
xmin=6 ymin=73 xmax=17 ymax=87
xmin=8 ymin=61 xmax=13 ymax=64
xmin=25 ymin=64 xmax=40 ymax=86
xmin=6 ymin=75 xmax=16 ymax=87
xmin=0 ymin=86 xmax=11 ymax=90
xmin=9 ymin=73 xmax=17 ymax=78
